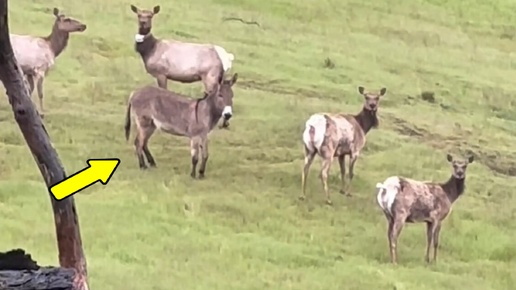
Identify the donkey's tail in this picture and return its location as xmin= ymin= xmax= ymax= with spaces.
xmin=124 ymin=93 xmax=133 ymax=141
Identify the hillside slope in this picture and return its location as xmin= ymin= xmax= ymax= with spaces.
xmin=0 ymin=0 xmax=515 ymax=289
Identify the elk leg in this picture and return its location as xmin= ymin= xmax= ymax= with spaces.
xmin=35 ymin=75 xmax=45 ymax=118
xmin=25 ymin=74 xmax=35 ymax=95
xmin=345 ymin=152 xmax=359 ymax=196
xmin=432 ymin=223 xmax=442 ymax=263
xmin=320 ymin=154 xmax=334 ymax=205
xmin=156 ymin=75 xmax=167 ymax=90
xmin=387 ymin=219 xmax=394 ymax=263
xmin=142 ymin=125 xmax=157 ymax=167
xmin=338 ymin=155 xmax=346 ymax=194
xmin=300 ymin=147 xmax=316 ymax=201
xmin=190 ymin=137 xmax=201 ymax=178
xmin=198 ymin=137 xmax=209 ymax=179
xmin=425 ymin=222 xmax=434 ymax=263
xmin=389 ymin=219 xmax=405 ymax=265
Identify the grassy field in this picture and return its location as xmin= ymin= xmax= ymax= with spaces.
xmin=1 ymin=0 xmax=515 ymax=289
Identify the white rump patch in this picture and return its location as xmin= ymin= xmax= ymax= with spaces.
xmin=376 ymin=176 xmax=401 ymax=217
xmin=134 ymin=34 xmax=145 ymax=43
xmin=213 ymin=45 xmax=234 ymax=72
xmin=222 ymin=106 xmax=232 ymax=116
xmin=302 ymin=114 xmax=327 ymax=152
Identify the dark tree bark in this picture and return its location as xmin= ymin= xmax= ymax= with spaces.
xmin=0 ymin=268 xmax=75 ymax=290
xmin=0 ymin=1 xmax=88 ymax=290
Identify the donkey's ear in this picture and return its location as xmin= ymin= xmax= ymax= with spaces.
xmin=130 ymin=5 xmax=139 ymax=13
xmin=379 ymin=87 xmax=387 ymax=96
xmin=468 ymin=155 xmax=474 ymax=163
xmin=230 ymin=73 xmax=238 ymax=86
xmin=358 ymin=86 xmax=365 ymax=95
xmin=153 ymin=5 xmax=161 ymax=14
xmin=446 ymin=154 xmax=453 ymax=162
xmin=53 ymin=7 xmax=59 ymax=17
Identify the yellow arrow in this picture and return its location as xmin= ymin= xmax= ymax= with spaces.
xmin=49 ymin=158 xmax=121 ymax=201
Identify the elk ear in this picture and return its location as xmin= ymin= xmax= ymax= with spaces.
xmin=446 ymin=154 xmax=453 ymax=162
xmin=153 ymin=5 xmax=161 ymax=14
xmin=230 ymin=73 xmax=238 ymax=86
xmin=358 ymin=86 xmax=365 ymax=95
xmin=130 ymin=5 xmax=138 ymax=13
xmin=53 ymin=7 xmax=59 ymax=17
xmin=380 ymin=87 xmax=387 ymax=96
xmin=468 ymin=155 xmax=474 ymax=163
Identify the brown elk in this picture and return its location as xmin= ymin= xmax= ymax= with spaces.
xmin=124 ymin=73 xmax=238 ymax=178
xmin=130 ymin=4 xmax=235 ymax=128
xmin=300 ymin=86 xmax=387 ymax=205
xmin=10 ymin=8 xmax=87 ymax=117
xmin=375 ymin=154 xmax=475 ymax=264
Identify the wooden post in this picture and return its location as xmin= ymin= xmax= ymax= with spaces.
xmin=0 ymin=1 xmax=89 ymax=290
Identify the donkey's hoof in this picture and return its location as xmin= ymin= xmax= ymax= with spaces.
xmin=139 ymin=166 xmax=148 ymax=170
xmin=149 ymin=163 xmax=157 ymax=168
xmin=198 ymin=173 xmax=205 ymax=179
xmin=339 ymin=189 xmax=346 ymax=195
xmin=190 ymin=173 xmax=196 ymax=179
xmin=298 ymin=195 xmax=306 ymax=201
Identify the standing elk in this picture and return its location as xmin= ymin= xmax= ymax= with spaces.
xmin=10 ymin=7 xmax=87 ymax=117
xmin=375 ymin=154 xmax=475 ymax=264
xmin=300 ymin=86 xmax=387 ymax=205
xmin=130 ymin=4 xmax=235 ymax=128
xmin=124 ymin=73 xmax=238 ymax=178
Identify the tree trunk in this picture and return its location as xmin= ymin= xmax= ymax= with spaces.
xmin=0 ymin=1 xmax=89 ymax=290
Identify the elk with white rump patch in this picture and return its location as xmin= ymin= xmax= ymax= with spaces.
xmin=130 ymin=4 xmax=235 ymax=128
xmin=10 ymin=7 xmax=87 ymax=117
xmin=300 ymin=86 xmax=387 ymax=205
xmin=124 ymin=73 xmax=238 ymax=178
xmin=375 ymin=154 xmax=474 ymax=264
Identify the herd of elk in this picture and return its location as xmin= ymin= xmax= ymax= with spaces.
xmin=3 ymin=5 xmax=479 ymax=266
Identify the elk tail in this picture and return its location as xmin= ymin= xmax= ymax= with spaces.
xmin=124 ymin=93 xmax=133 ymax=141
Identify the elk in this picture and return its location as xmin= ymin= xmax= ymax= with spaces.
xmin=10 ymin=7 xmax=87 ymax=117
xmin=300 ymin=86 xmax=387 ymax=205
xmin=124 ymin=73 xmax=238 ymax=178
xmin=375 ymin=154 xmax=475 ymax=264
xmin=130 ymin=4 xmax=235 ymax=128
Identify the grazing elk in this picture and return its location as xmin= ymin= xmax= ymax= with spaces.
xmin=124 ymin=73 xmax=238 ymax=178
xmin=130 ymin=4 xmax=235 ymax=128
xmin=375 ymin=154 xmax=475 ymax=264
xmin=300 ymin=86 xmax=387 ymax=205
xmin=10 ymin=8 xmax=87 ymax=117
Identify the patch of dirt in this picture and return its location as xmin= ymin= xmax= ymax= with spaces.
xmin=389 ymin=116 xmax=516 ymax=177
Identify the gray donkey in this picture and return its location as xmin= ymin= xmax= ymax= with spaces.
xmin=376 ymin=154 xmax=474 ymax=264
xmin=130 ymin=4 xmax=235 ymax=128
xmin=301 ymin=86 xmax=387 ymax=205
xmin=124 ymin=73 xmax=238 ymax=178
xmin=10 ymin=8 xmax=87 ymax=117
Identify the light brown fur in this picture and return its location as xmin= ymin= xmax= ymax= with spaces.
xmin=10 ymin=8 xmax=86 ymax=117
xmin=376 ymin=154 xmax=474 ymax=264
xmin=124 ymin=73 xmax=238 ymax=178
xmin=301 ymin=86 xmax=387 ymax=205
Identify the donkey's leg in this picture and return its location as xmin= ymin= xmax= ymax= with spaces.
xmin=338 ymin=154 xmax=347 ymax=194
xmin=35 ymin=74 xmax=45 ymax=118
xmin=142 ymin=125 xmax=157 ymax=167
xmin=134 ymin=135 xmax=147 ymax=169
xmin=198 ymin=136 xmax=209 ymax=179
xmin=189 ymin=136 xmax=201 ymax=178
xmin=156 ymin=75 xmax=167 ymax=90
xmin=134 ymin=118 xmax=149 ymax=169
xmin=300 ymin=146 xmax=316 ymax=201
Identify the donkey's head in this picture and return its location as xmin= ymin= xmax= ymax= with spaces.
xmin=52 ymin=8 xmax=87 ymax=33
xmin=130 ymin=5 xmax=160 ymax=36
xmin=447 ymin=154 xmax=474 ymax=179
xmin=216 ymin=73 xmax=238 ymax=121
xmin=358 ymin=86 xmax=387 ymax=112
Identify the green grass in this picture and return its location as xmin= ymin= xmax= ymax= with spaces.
xmin=1 ymin=0 xmax=515 ymax=289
